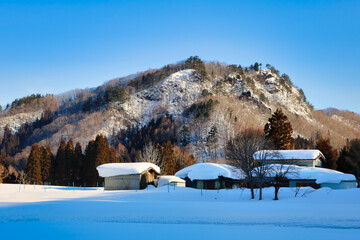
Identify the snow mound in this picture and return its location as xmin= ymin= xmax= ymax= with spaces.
xmin=253 ymin=150 xmax=324 ymax=160
xmin=267 ymin=164 xmax=357 ymax=184
xmin=97 ymin=162 xmax=160 ymax=177
xmin=157 ymin=175 xmax=185 ymax=187
xmin=175 ymin=163 xmax=245 ymax=181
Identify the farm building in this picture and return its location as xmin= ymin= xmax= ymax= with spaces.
xmin=157 ymin=176 xmax=186 ymax=187
xmin=175 ymin=163 xmax=246 ymax=189
xmin=253 ymin=150 xmax=325 ymax=167
xmin=254 ymin=164 xmax=358 ymax=189
xmin=96 ymin=162 xmax=160 ymax=190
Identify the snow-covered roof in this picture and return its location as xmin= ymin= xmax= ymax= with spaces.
xmin=253 ymin=150 xmax=325 ymax=161
xmin=97 ymin=162 xmax=160 ymax=178
xmin=175 ymin=163 xmax=245 ymax=181
xmin=158 ymin=175 xmax=185 ymax=187
xmin=263 ymin=164 xmax=356 ymax=184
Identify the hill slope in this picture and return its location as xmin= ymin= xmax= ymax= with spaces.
xmin=0 ymin=58 xmax=359 ymax=165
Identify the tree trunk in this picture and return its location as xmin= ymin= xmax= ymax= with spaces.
xmin=274 ymin=186 xmax=279 ymax=200
xmin=259 ymin=187 xmax=262 ymax=200
xmin=251 ymin=187 xmax=255 ymax=199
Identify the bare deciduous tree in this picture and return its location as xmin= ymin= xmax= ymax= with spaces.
xmin=17 ymin=170 xmax=28 ymax=184
xmin=270 ymin=163 xmax=298 ymax=200
xmin=225 ymin=128 xmax=269 ymax=199
xmin=136 ymin=142 xmax=162 ymax=168
xmin=252 ymin=150 xmax=278 ymax=200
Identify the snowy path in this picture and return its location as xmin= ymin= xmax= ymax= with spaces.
xmin=0 ymin=184 xmax=359 ymax=239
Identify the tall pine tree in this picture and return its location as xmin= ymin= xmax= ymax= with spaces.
xmin=40 ymin=145 xmax=53 ymax=183
xmin=264 ymin=108 xmax=294 ymax=150
xmin=74 ymin=142 xmax=83 ymax=184
xmin=316 ymin=137 xmax=337 ymax=169
xmin=65 ymin=138 xmax=75 ymax=184
xmin=55 ymin=139 xmax=67 ymax=185
xmin=26 ymin=144 xmax=42 ymax=183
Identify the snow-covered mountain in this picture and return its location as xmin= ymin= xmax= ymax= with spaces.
xmin=0 ymin=59 xmax=359 ymax=161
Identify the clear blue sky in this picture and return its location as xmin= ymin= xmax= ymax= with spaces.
xmin=0 ymin=0 xmax=359 ymax=113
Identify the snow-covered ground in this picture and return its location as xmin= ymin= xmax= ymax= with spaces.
xmin=0 ymin=184 xmax=359 ymax=239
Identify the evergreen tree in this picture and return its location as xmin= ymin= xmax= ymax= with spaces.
xmin=110 ymin=147 xmax=118 ymax=163
xmin=184 ymin=56 xmax=208 ymax=81
xmin=65 ymin=138 xmax=76 ymax=184
xmin=74 ymin=142 xmax=83 ymax=184
xmin=84 ymin=135 xmax=112 ymax=186
xmin=337 ymin=139 xmax=360 ymax=180
xmin=264 ymin=108 xmax=294 ymax=150
xmin=316 ymin=137 xmax=337 ymax=169
xmin=55 ymin=139 xmax=67 ymax=185
xmin=40 ymin=145 xmax=53 ymax=183
xmin=83 ymin=140 xmax=96 ymax=186
xmin=207 ymin=126 xmax=219 ymax=159
xmin=179 ymin=125 xmax=191 ymax=147
xmin=26 ymin=144 xmax=42 ymax=183
xmin=160 ymin=141 xmax=176 ymax=175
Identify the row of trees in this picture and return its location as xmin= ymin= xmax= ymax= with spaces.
xmin=22 ymin=135 xmax=195 ymax=186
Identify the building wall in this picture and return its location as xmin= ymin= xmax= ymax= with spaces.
xmin=104 ymin=174 xmax=141 ymax=190
xmin=104 ymin=170 xmax=159 ymax=190
xmin=321 ymin=181 xmax=358 ymax=189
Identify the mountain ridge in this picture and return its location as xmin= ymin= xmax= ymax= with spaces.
xmin=0 ymin=57 xmax=359 ymax=165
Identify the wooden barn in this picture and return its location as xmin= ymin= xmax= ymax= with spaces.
xmin=175 ymin=163 xmax=246 ymax=190
xmin=97 ymin=162 xmax=160 ymax=190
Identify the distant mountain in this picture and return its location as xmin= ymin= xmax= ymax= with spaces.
xmin=0 ymin=57 xmax=359 ymax=164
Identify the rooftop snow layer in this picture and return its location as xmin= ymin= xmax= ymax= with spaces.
xmin=253 ymin=150 xmax=325 ymax=160
xmin=175 ymin=163 xmax=245 ymax=181
xmin=97 ymin=162 xmax=160 ymax=177
xmin=158 ymin=175 xmax=185 ymax=187
xmin=265 ymin=164 xmax=356 ymax=184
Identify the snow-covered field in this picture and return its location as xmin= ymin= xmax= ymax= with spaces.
xmin=0 ymin=183 xmax=359 ymax=239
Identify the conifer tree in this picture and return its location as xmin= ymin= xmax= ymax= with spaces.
xmin=316 ymin=137 xmax=337 ymax=169
xmin=26 ymin=144 xmax=42 ymax=183
xmin=109 ymin=147 xmax=118 ymax=163
xmin=83 ymin=135 xmax=112 ymax=186
xmin=337 ymin=139 xmax=360 ymax=180
xmin=40 ymin=145 xmax=53 ymax=183
xmin=74 ymin=142 xmax=83 ymax=184
xmin=264 ymin=108 xmax=294 ymax=150
xmin=83 ymin=140 xmax=96 ymax=185
xmin=161 ymin=141 xmax=176 ymax=175
xmin=179 ymin=125 xmax=191 ymax=147
xmin=65 ymin=138 xmax=75 ymax=184
xmin=55 ymin=139 xmax=67 ymax=185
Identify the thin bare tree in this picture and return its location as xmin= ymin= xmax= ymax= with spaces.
xmin=17 ymin=170 xmax=28 ymax=184
xmin=252 ymin=150 xmax=278 ymax=200
xmin=225 ymin=128 xmax=269 ymax=199
xmin=136 ymin=142 xmax=163 ymax=169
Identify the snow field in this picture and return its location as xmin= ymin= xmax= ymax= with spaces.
xmin=0 ymin=184 xmax=359 ymax=239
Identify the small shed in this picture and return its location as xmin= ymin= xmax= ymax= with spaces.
xmin=253 ymin=150 xmax=325 ymax=167
xmin=157 ymin=176 xmax=186 ymax=187
xmin=175 ymin=163 xmax=245 ymax=189
xmin=97 ymin=162 xmax=160 ymax=190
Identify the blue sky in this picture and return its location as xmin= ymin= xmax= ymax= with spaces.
xmin=0 ymin=0 xmax=359 ymax=113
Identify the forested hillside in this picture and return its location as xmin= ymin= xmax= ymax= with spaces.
xmin=0 ymin=56 xmax=359 ymax=185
